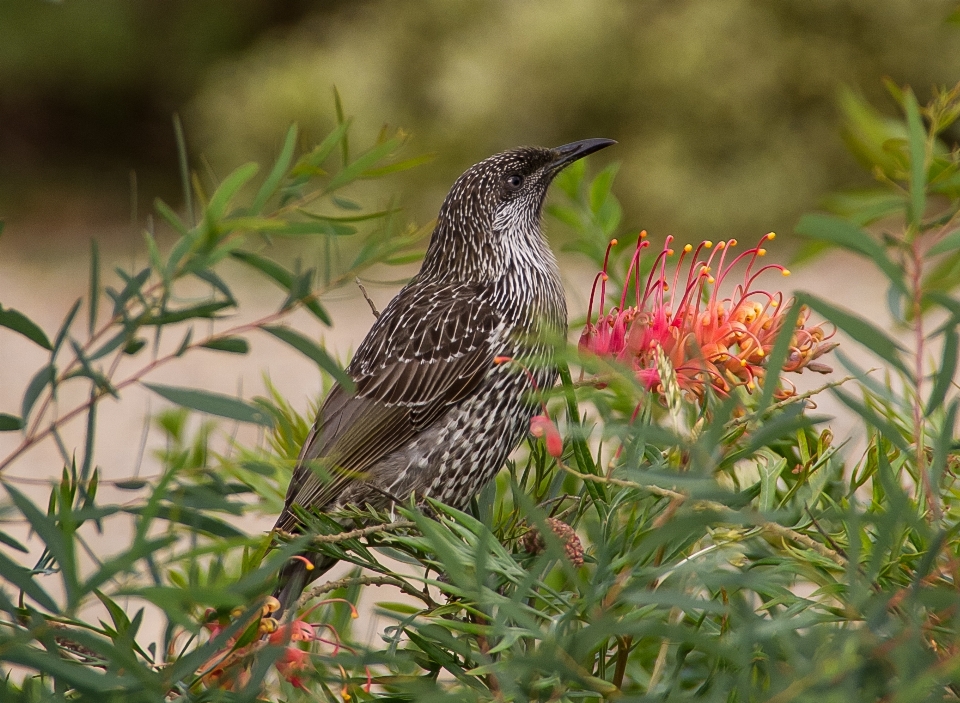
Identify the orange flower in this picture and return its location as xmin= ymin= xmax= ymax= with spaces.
xmin=580 ymin=232 xmax=836 ymax=403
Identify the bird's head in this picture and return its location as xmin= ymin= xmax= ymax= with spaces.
xmin=422 ymin=139 xmax=616 ymax=281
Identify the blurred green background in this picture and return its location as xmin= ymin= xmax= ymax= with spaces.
xmin=2 ymin=0 xmax=960 ymax=249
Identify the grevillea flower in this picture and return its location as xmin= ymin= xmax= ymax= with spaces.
xmin=579 ymin=231 xmax=836 ymax=403
xmin=530 ymin=414 xmax=563 ymax=457
xmin=199 ymin=595 xmax=367 ymax=695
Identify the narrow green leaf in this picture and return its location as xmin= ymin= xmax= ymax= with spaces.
xmin=796 ymin=292 xmax=908 ymax=376
xmin=108 ymin=268 xmax=150 ymax=317
xmin=174 ymin=328 xmax=193 ymax=357
xmin=173 ymin=113 xmax=194 ymax=226
xmin=589 ymin=162 xmax=620 ymax=214
xmin=905 ymin=89 xmax=927 ymax=228
xmin=294 ymin=120 xmax=350 ymax=174
xmin=192 ymin=268 xmax=235 ymax=303
xmin=3 ymin=483 xmax=77 ymax=607
xmin=325 ymin=139 xmax=400 ymax=194
xmin=298 ymin=207 xmax=400 ymax=224
xmin=926 ymin=322 xmax=958 ymax=416
xmin=251 ymin=124 xmax=297 ymax=214
xmin=154 ymin=198 xmax=188 ymax=236
xmin=0 ymin=413 xmax=23 ymax=431
xmin=0 ymin=550 xmax=59 ymax=612
xmin=88 ymin=328 xmax=128 ymax=361
xmin=333 ymin=85 xmax=349 ymax=165
xmin=88 ymin=240 xmax=100 ymax=335
xmin=143 ymin=382 xmax=273 ymax=426
xmin=230 ymin=250 xmax=331 ymax=324
xmin=143 ymin=229 xmax=164 ymax=278
xmin=795 ymin=214 xmax=907 ymax=294
xmin=0 ymin=529 xmax=27 ymax=552
xmin=206 ymin=162 xmax=260 ymax=222
xmin=927 ymin=227 xmax=960 ymax=256
xmin=262 ymin=325 xmax=354 ymax=392
xmin=201 ymin=337 xmax=249 ymax=354
xmin=0 ymin=305 xmax=51 ymax=349
xmin=21 ymin=364 xmax=56 ymax=422
xmin=832 ymin=387 xmax=910 ymax=452
xmin=141 ymin=300 xmax=232 ymax=326
xmin=361 ymin=153 xmax=434 ymax=179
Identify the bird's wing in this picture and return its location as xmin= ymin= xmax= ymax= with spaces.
xmin=275 ymin=281 xmax=497 ymax=529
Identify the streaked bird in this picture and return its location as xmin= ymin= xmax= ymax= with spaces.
xmin=273 ymin=138 xmax=616 ymax=614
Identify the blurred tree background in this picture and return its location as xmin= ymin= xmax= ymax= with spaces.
xmin=2 ymin=0 xmax=960 ymax=249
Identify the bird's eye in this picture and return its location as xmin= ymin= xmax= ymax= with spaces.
xmin=505 ymin=174 xmax=524 ymax=191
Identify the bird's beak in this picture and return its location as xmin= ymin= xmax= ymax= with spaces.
xmin=550 ymin=138 xmax=617 ymax=171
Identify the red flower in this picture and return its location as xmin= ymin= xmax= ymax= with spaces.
xmin=530 ymin=414 xmax=563 ymax=457
xmin=275 ymin=645 xmax=310 ymax=690
xmin=580 ymin=232 xmax=836 ymax=403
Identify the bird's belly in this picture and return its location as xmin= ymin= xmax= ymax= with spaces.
xmin=342 ymin=365 xmax=549 ymax=511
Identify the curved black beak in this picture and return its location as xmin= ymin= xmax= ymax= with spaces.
xmin=550 ymin=138 xmax=617 ymax=171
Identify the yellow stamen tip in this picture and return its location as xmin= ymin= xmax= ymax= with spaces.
xmin=704 ymin=240 xmax=713 ymax=248
xmin=667 ymin=248 xmax=674 ymax=256
xmin=740 ymin=359 xmax=747 ymax=367
xmin=707 ymin=277 xmax=715 ymax=284
xmin=729 ymin=239 xmax=738 ymax=246
xmin=716 ymin=241 xmax=725 ymax=249
xmin=757 ymin=350 xmax=765 ymax=357
xmin=684 ymin=244 xmax=692 ymax=252
xmin=770 ymin=300 xmax=779 ymax=307
xmin=757 ymin=248 xmax=766 ymax=256
xmin=640 ymin=230 xmax=648 ymax=238
xmin=602 ymin=273 xmax=609 ymax=281
xmin=766 ymin=232 xmax=776 ymax=240
xmin=781 ymin=269 xmax=791 ymax=277
xmin=610 ymin=239 xmax=618 ymax=246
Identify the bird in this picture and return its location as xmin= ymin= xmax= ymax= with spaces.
xmin=272 ymin=138 xmax=616 ymax=615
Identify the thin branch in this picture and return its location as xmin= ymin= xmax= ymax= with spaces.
xmin=300 ymin=573 xmax=436 ymax=609
xmin=274 ymin=520 xmax=416 ymax=547
xmin=559 ymin=462 xmax=847 ymax=566
xmin=355 ymin=277 xmax=381 ymax=318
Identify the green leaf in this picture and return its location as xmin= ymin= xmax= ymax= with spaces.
xmin=143 ymin=382 xmax=273 ymax=426
xmin=796 ymin=292 xmax=908 ymax=376
xmin=325 ymin=138 xmax=400 ymax=194
xmin=154 ymin=197 xmax=188 ymax=236
xmin=252 ymin=124 xmax=298 ymax=214
xmin=262 ymin=325 xmax=354 ymax=391
xmin=927 ymin=227 xmax=960 ymax=256
xmin=0 ymin=549 xmax=59 ymax=612
xmin=230 ymin=250 xmax=331 ymax=324
xmin=795 ymin=214 xmax=907 ymax=294
xmin=88 ymin=240 xmax=100 ymax=335
xmin=293 ymin=120 xmax=350 ymax=176
xmin=589 ymin=162 xmax=620 ymax=214
xmin=206 ymin=162 xmax=259 ymax=221
xmin=192 ymin=268 xmax=235 ymax=303
xmin=21 ymin=364 xmax=56 ymax=421
xmin=3 ymin=483 xmax=77 ymax=607
xmin=926 ymin=321 xmax=958 ymax=416
xmin=333 ymin=85 xmax=349 ymax=165
xmin=0 ymin=413 xmax=23 ymax=431
xmin=904 ymin=89 xmax=927 ymax=229
xmin=201 ymin=337 xmax=249 ymax=354
xmin=361 ymin=153 xmax=434 ymax=179
xmin=832 ymin=387 xmax=910 ymax=452
xmin=141 ymin=300 xmax=232 ymax=326
xmin=0 ymin=305 xmax=51 ymax=349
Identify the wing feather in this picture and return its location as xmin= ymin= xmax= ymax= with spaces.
xmin=275 ymin=281 xmax=497 ymax=530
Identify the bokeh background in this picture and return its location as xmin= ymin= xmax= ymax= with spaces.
xmin=1 ymin=0 xmax=960 ymax=484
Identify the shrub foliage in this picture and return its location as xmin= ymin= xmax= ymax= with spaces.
xmin=2 ymin=85 xmax=960 ymax=701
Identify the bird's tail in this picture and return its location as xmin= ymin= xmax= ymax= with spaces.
xmin=272 ymin=552 xmax=335 ymax=619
